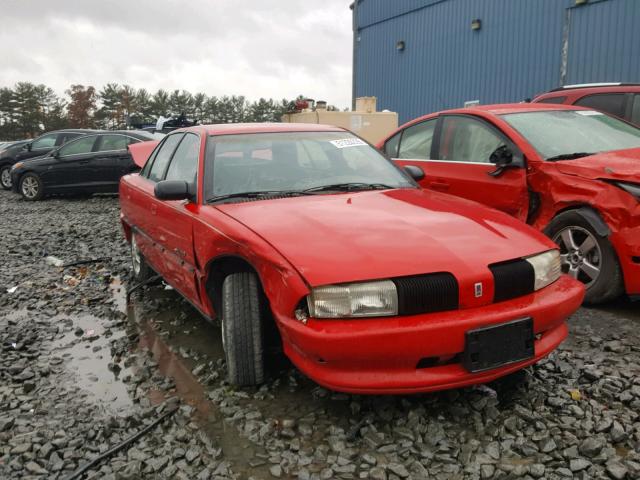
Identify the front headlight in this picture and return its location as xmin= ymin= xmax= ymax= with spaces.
xmin=525 ymin=250 xmax=561 ymax=291
xmin=307 ymin=280 xmax=398 ymax=318
xmin=614 ymin=181 xmax=640 ymax=201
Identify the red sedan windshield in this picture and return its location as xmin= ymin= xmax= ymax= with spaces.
xmin=502 ymin=110 xmax=640 ymax=160
xmin=205 ymin=132 xmax=414 ymax=200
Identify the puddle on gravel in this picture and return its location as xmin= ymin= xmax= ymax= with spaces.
xmin=49 ymin=313 xmax=132 ymax=412
xmin=49 ymin=277 xmax=274 ymax=476
xmin=132 ymin=305 xmax=271 ymax=476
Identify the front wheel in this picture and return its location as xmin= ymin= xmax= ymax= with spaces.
xmin=221 ymin=272 xmax=265 ymax=386
xmin=546 ymin=211 xmax=623 ymax=304
xmin=19 ymin=173 xmax=44 ymax=201
xmin=0 ymin=165 xmax=12 ymax=190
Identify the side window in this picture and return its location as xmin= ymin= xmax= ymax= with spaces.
xmin=165 ymin=134 xmax=200 ymax=184
xmin=631 ymin=95 xmax=640 ymax=125
xmin=397 ymin=120 xmax=437 ymax=160
xmin=140 ymin=145 xmax=160 ymax=177
xmin=438 ymin=116 xmax=506 ymax=164
xmin=98 ymin=135 xmax=127 ymax=152
xmin=58 ymin=136 xmax=98 ymax=157
xmin=31 ymin=133 xmax=57 ymax=150
xmin=537 ymin=96 xmax=567 ymax=104
xmin=148 ymin=134 xmax=184 ymax=182
xmin=384 ymin=132 xmax=401 ymax=157
xmin=575 ymin=93 xmax=626 ymax=118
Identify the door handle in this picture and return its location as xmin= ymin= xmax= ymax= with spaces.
xmin=429 ymin=181 xmax=450 ymax=191
xmin=79 ymin=160 xmax=90 ymax=165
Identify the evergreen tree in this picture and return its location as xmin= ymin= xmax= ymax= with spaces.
xmin=66 ymin=85 xmax=97 ymax=128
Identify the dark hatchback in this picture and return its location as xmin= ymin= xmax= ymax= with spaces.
xmin=11 ymin=131 xmax=158 ymax=200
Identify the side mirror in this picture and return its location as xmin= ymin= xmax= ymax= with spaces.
xmin=24 ymin=143 xmax=32 ymax=152
xmin=154 ymin=180 xmax=192 ymax=201
xmin=403 ymin=165 xmax=425 ymax=181
xmin=53 ymin=150 xmax=61 ymax=159
xmin=488 ymin=146 xmax=514 ymax=177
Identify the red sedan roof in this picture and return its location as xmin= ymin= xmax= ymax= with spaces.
xmin=446 ymin=103 xmax=588 ymax=115
xmin=395 ymin=103 xmax=591 ymax=131
xmin=178 ymin=123 xmax=346 ymax=136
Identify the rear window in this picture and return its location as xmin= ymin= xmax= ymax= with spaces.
xmin=536 ymin=96 xmax=567 ymax=104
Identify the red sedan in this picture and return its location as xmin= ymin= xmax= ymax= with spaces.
xmin=380 ymin=104 xmax=640 ymax=305
xmin=120 ymin=123 xmax=583 ymax=394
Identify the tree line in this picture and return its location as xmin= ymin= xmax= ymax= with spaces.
xmin=0 ymin=82 xmax=313 ymax=140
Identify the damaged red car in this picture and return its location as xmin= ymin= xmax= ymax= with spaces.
xmin=119 ymin=123 xmax=583 ymax=394
xmin=381 ymin=104 xmax=640 ymax=305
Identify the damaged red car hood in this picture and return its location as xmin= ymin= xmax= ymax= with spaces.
xmin=216 ymin=188 xmax=555 ymax=287
xmin=553 ymin=148 xmax=640 ymax=182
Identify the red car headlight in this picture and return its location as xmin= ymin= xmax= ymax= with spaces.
xmin=525 ymin=250 xmax=561 ymax=291
xmin=307 ymin=280 xmax=398 ymax=318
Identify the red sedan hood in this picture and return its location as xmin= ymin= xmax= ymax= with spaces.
xmin=216 ymin=189 xmax=554 ymax=287
xmin=553 ymin=148 xmax=640 ymax=182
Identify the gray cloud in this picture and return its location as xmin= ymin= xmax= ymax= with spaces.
xmin=0 ymin=0 xmax=353 ymax=107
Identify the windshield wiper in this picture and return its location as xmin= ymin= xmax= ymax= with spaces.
xmin=206 ymin=190 xmax=311 ymax=204
xmin=546 ymin=152 xmax=594 ymax=162
xmin=301 ymin=182 xmax=395 ymax=193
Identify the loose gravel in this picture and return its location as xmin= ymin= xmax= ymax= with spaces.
xmin=1 ymin=189 xmax=639 ymax=480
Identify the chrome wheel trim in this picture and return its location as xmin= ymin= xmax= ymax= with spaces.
xmin=21 ymin=176 xmax=39 ymax=199
xmin=553 ymin=226 xmax=602 ymax=288
xmin=0 ymin=168 xmax=11 ymax=188
xmin=131 ymin=235 xmax=142 ymax=276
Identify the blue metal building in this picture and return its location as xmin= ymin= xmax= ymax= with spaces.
xmin=352 ymin=0 xmax=640 ymax=123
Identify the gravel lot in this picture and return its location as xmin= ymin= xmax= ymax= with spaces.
xmin=1 ymin=189 xmax=639 ymax=480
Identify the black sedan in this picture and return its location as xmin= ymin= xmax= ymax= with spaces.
xmin=11 ymin=131 xmax=158 ymax=201
xmin=0 ymin=140 xmax=31 ymax=189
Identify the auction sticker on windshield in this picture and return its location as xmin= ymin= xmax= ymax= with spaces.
xmin=576 ymin=110 xmax=604 ymax=116
xmin=330 ymin=138 xmax=368 ymax=149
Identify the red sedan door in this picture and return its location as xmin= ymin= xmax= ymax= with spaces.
xmin=392 ymin=114 xmax=529 ymax=222
xmin=147 ymin=133 xmax=202 ymax=306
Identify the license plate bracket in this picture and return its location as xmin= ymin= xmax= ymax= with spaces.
xmin=463 ymin=317 xmax=534 ymax=373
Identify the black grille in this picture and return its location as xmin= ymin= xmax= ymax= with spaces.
xmin=392 ymin=273 xmax=459 ymax=315
xmin=489 ymin=259 xmax=534 ymax=302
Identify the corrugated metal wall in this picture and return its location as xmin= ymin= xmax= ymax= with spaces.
xmin=354 ymin=0 xmax=640 ymax=123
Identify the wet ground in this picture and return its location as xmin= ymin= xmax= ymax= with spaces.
xmin=1 ymin=190 xmax=639 ymax=480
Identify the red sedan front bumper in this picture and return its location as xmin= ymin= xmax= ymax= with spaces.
xmin=278 ymin=275 xmax=584 ymax=394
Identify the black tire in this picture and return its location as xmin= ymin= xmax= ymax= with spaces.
xmin=19 ymin=173 xmax=44 ymax=201
xmin=546 ymin=211 xmax=623 ymax=304
xmin=0 ymin=165 xmax=12 ymax=190
xmin=130 ymin=233 xmax=153 ymax=282
xmin=221 ymin=272 xmax=265 ymax=386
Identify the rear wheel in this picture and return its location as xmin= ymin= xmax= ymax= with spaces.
xmin=221 ymin=272 xmax=265 ymax=386
xmin=19 ymin=173 xmax=44 ymax=201
xmin=0 ymin=166 xmax=12 ymax=190
xmin=547 ymin=211 xmax=623 ymax=304
xmin=130 ymin=233 xmax=153 ymax=282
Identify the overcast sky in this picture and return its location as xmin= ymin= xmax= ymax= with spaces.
xmin=0 ymin=0 xmax=353 ymax=108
